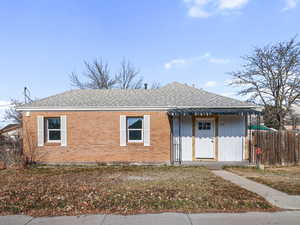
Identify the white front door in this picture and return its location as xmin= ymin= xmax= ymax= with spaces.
xmin=195 ymin=118 xmax=215 ymax=159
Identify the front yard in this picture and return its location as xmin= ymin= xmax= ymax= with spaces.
xmin=226 ymin=166 xmax=300 ymax=195
xmin=0 ymin=166 xmax=276 ymax=216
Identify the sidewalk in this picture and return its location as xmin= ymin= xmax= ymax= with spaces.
xmin=1 ymin=211 xmax=300 ymax=225
xmin=213 ymin=170 xmax=300 ymax=209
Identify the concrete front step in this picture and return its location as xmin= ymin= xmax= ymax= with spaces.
xmin=176 ymin=160 xmax=249 ymax=170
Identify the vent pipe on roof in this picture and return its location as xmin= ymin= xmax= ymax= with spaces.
xmin=144 ymin=83 xmax=148 ymax=90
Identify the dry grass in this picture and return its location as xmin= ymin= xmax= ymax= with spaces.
xmin=226 ymin=166 xmax=300 ymax=195
xmin=0 ymin=166 xmax=276 ymax=216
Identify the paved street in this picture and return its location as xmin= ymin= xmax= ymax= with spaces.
xmin=1 ymin=211 xmax=300 ymax=225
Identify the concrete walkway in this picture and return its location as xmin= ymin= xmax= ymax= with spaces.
xmin=213 ymin=170 xmax=300 ymax=210
xmin=1 ymin=211 xmax=300 ymax=225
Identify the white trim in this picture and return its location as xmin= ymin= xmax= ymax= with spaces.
xmin=60 ymin=115 xmax=67 ymax=146
xmin=127 ymin=130 xmax=144 ymax=143
xmin=47 ymin=139 xmax=61 ymax=143
xmin=195 ymin=117 xmax=216 ymax=159
xmin=120 ymin=115 xmax=127 ymax=146
xmin=37 ymin=116 xmax=44 ymax=147
xmin=128 ymin=139 xmax=143 ymax=143
xmin=16 ymin=105 xmax=259 ymax=111
xmin=143 ymin=115 xmax=150 ymax=146
xmin=46 ymin=117 xmax=62 ymax=143
xmin=127 ymin=117 xmax=144 ymax=143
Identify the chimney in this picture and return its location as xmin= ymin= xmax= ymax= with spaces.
xmin=144 ymin=83 xmax=148 ymax=90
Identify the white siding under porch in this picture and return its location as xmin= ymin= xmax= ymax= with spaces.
xmin=172 ymin=115 xmax=246 ymax=162
xmin=172 ymin=116 xmax=193 ymax=161
xmin=218 ymin=115 xmax=246 ymax=161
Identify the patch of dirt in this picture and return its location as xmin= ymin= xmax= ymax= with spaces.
xmin=125 ymin=175 xmax=154 ymax=181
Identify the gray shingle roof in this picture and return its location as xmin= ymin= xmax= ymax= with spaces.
xmin=18 ymin=82 xmax=255 ymax=110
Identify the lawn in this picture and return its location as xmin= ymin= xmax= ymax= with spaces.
xmin=226 ymin=166 xmax=300 ymax=195
xmin=0 ymin=166 xmax=276 ymax=216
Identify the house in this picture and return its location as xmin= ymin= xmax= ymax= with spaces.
xmin=0 ymin=124 xmax=21 ymax=139
xmin=17 ymin=82 xmax=260 ymax=164
xmin=285 ymin=104 xmax=300 ymax=131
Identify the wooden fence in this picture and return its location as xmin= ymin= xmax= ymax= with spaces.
xmin=249 ymin=131 xmax=300 ymax=165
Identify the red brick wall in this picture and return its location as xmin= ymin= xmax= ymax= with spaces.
xmin=22 ymin=111 xmax=171 ymax=164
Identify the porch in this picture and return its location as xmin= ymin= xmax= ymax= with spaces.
xmin=174 ymin=160 xmax=250 ymax=169
xmin=168 ymin=108 xmax=261 ymax=164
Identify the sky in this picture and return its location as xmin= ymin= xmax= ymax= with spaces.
xmin=0 ymin=0 xmax=299 ymax=127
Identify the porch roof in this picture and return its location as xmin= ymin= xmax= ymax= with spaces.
xmin=167 ymin=108 xmax=262 ymax=116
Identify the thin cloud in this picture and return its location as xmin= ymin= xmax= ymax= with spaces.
xmin=282 ymin=0 xmax=298 ymax=11
xmin=164 ymin=59 xmax=187 ymax=69
xmin=219 ymin=0 xmax=249 ymax=9
xmin=221 ymin=92 xmax=235 ymax=97
xmin=204 ymin=81 xmax=218 ymax=87
xmin=164 ymin=53 xmax=230 ymax=69
xmin=183 ymin=0 xmax=249 ymax=18
xmin=224 ymin=78 xmax=252 ymax=88
xmin=224 ymin=78 xmax=234 ymax=85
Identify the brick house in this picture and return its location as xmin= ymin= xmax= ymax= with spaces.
xmin=17 ymin=82 xmax=260 ymax=164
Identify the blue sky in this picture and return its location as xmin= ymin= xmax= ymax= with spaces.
xmin=0 ymin=0 xmax=299 ymax=127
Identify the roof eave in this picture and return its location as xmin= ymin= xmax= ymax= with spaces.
xmin=16 ymin=105 xmax=259 ymax=111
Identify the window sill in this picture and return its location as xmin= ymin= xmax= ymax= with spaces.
xmin=127 ymin=142 xmax=144 ymax=145
xmin=44 ymin=142 xmax=61 ymax=146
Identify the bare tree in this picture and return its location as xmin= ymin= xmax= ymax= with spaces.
xmin=70 ymin=59 xmax=146 ymax=90
xmin=150 ymin=81 xmax=161 ymax=89
xmin=70 ymin=59 xmax=118 ymax=89
xmin=263 ymin=105 xmax=280 ymax=129
xmin=116 ymin=59 xmax=143 ymax=89
xmin=4 ymin=99 xmax=23 ymax=125
xmin=230 ymin=37 xmax=300 ymax=130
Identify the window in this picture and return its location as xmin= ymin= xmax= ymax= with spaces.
xmin=198 ymin=122 xmax=211 ymax=130
xmin=46 ymin=118 xmax=61 ymax=142
xmin=127 ymin=117 xmax=143 ymax=142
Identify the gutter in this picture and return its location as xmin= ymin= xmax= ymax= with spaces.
xmin=16 ymin=105 xmax=260 ymax=112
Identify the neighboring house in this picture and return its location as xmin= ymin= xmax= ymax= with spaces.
xmin=285 ymin=104 xmax=300 ymax=131
xmin=0 ymin=124 xmax=21 ymax=139
xmin=17 ymin=82 xmax=260 ymax=164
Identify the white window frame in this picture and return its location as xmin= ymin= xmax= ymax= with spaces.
xmin=46 ymin=117 xmax=61 ymax=143
xmin=127 ymin=117 xmax=144 ymax=143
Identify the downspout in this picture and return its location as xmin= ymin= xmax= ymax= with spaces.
xmin=249 ymin=114 xmax=252 ymax=163
xmin=245 ymin=114 xmax=248 ymax=161
xmin=169 ymin=114 xmax=174 ymax=165
xmin=179 ymin=114 xmax=182 ymax=165
xmin=256 ymin=113 xmax=260 ymax=165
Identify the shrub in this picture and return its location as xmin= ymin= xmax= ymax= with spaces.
xmin=0 ymin=135 xmax=25 ymax=169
